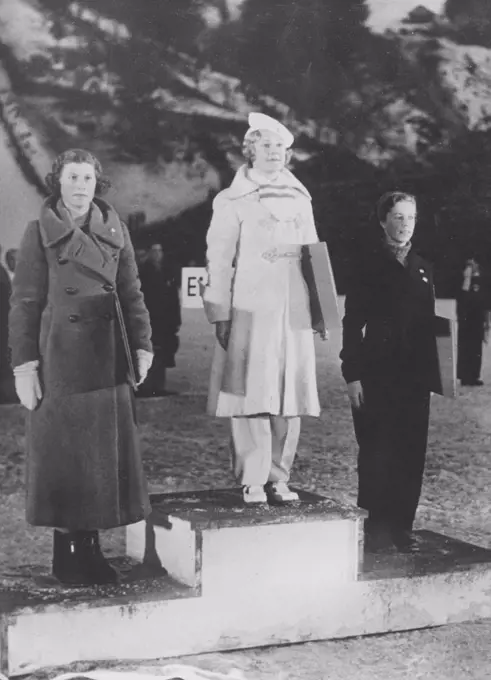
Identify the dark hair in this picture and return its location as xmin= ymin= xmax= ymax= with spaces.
xmin=45 ymin=148 xmax=111 ymax=198
xmin=376 ymin=191 xmax=416 ymax=223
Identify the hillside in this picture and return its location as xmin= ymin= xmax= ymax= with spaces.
xmin=1 ymin=0 xmax=491 ymax=288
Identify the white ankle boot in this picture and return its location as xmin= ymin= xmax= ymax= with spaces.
xmin=242 ymin=485 xmax=267 ymax=504
xmin=266 ymin=482 xmax=299 ymax=502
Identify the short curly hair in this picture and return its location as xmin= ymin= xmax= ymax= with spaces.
xmin=376 ymin=191 xmax=416 ymax=223
xmin=45 ymin=148 xmax=111 ymax=198
xmin=242 ymin=129 xmax=292 ymax=168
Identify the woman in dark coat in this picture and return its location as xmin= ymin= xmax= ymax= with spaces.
xmin=9 ymin=149 xmax=154 ymax=586
xmin=340 ymin=192 xmax=439 ymax=553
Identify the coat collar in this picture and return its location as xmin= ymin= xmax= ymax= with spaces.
xmin=39 ymin=197 xmax=124 ymax=249
xmin=225 ymin=164 xmax=311 ymax=200
xmin=38 ymin=197 xmax=124 ymax=284
xmin=373 ymin=238 xmax=431 ymax=289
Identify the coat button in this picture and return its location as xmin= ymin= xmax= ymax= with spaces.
xmin=112 ymin=253 xmax=118 ymax=261
xmin=68 ymin=314 xmax=80 ymax=323
xmin=103 ymin=283 xmax=114 ymax=292
xmin=58 ymin=256 xmax=68 ymax=265
xmin=65 ymin=286 xmax=79 ymax=295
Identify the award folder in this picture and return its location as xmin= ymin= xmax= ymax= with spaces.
xmin=301 ymin=242 xmax=341 ymax=334
xmin=431 ymin=315 xmax=457 ymax=398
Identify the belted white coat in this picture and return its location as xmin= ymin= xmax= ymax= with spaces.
xmin=203 ymin=165 xmax=321 ymax=418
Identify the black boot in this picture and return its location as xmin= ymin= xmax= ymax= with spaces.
xmin=81 ymin=531 xmax=118 ymax=585
xmin=363 ymin=518 xmax=396 ymax=554
xmin=52 ymin=530 xmax=93 ymax=587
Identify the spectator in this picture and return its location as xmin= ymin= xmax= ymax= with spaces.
xmin=457 ymin=257 xmax=488 ymax=386
xmin=0 ymin=246 xmax=16 ymax=403
xmin=138 ymin=243 xmax=181 ymax=396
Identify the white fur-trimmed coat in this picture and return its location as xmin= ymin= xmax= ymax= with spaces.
xmin=203 ymin=165 xmax=321 ymax=418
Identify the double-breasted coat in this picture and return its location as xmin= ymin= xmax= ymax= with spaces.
xmin=8 ymin=197 xmax=152 ymax=530
xmin=340 ymin=240 xmax=439 ymax=529
xmin=203 ymin=165 xmax=320 ymax=418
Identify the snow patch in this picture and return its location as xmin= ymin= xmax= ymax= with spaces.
xmin=0 ymin=0 xmax=55 ymax=60
xmin=437 ymin=39 xmax=491 ymax=130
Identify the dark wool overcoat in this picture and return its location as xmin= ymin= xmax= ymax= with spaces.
xmin=8 ymin=197 xmax=153 ymax=530
xmin=340 ymin=240 xmax=439 ymax=530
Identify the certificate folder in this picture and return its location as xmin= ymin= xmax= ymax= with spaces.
xmin=431 ymin=315 xmax=457 ymax=398
xmin=301 ymin=242 xmax=341 ymax=334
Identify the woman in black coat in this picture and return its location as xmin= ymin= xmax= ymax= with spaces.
xmin=340 ymin=192 xmax=439 ymax=553
xmin=9 ymin=149 xmax=154 ymax=586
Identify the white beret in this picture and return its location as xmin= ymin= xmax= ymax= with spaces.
xmin=245 ymin=112 xmax=294 ymax=148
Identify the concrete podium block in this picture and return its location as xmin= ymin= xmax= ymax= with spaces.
xmin=126 ymin=488 xmax=365 ymax=595
xmin=127 ymin=517 xmax=198 ymax=587
xmin=2 ymin=489 xmax=491 ymax=676
xmin=2 ymin=530 xmax=491 ymax=675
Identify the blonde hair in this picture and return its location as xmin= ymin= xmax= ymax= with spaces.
xmin=242 ymin=129 xmax=292 ymax=168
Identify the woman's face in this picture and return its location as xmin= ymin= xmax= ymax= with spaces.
xmin=59 ymin=162 xmax=97 ymax=214
xmin=381 ymin=200 xmax=416 ymax=246
xmin=252 ymin=130 xmax=288 ymax=176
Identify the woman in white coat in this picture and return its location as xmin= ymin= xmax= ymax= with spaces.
xmin=203 ymin=113 xmax=324 ymax=505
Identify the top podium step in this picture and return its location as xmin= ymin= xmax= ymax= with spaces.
xmin=148 ymin=487 xmax=366 ymax=531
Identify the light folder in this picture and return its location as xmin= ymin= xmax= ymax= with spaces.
xmin=301 ymin=242 xmax=457 ymax=399
xmin=301 ymin=241 xmax=341 ymax=335
xmin=430 ymin=315 xmax=457 ymax=398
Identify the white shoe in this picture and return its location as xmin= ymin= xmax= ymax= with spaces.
xmin=266 ymin=482 xmax=299 ymax=503
xmin=242 ymin=485 xmax=268 ymax=505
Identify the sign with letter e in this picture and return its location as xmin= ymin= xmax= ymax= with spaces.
xmin=181 ymin=267 xmax=207 ymax=308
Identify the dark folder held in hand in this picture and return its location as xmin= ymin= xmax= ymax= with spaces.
xmin=301 ymin=242 xmax=341 ymax=335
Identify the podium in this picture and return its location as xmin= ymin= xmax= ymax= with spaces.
xmin=1 ymin=489 xmax=491 ymax=675
xmin=127 ymin=488 xmax=364 ymax=594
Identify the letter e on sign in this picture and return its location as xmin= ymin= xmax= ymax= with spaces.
xmin=181 ymin=267 xmax=207 ymax=308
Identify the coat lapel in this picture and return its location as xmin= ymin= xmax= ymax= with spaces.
xmin=39 ymin=198 xmax=124 ymax=284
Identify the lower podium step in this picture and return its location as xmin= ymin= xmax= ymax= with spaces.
xmin=1 ymin=490 xmax=491 ymax=676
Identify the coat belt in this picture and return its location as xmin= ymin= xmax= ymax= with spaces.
xmin=261 ymin=246 xmax=302 ymax=263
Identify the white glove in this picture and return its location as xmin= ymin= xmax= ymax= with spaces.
xmin=13 ymin=360 xmax=42 ymax=411
xmin=136 ymin=349 xmax=153 ymax=386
